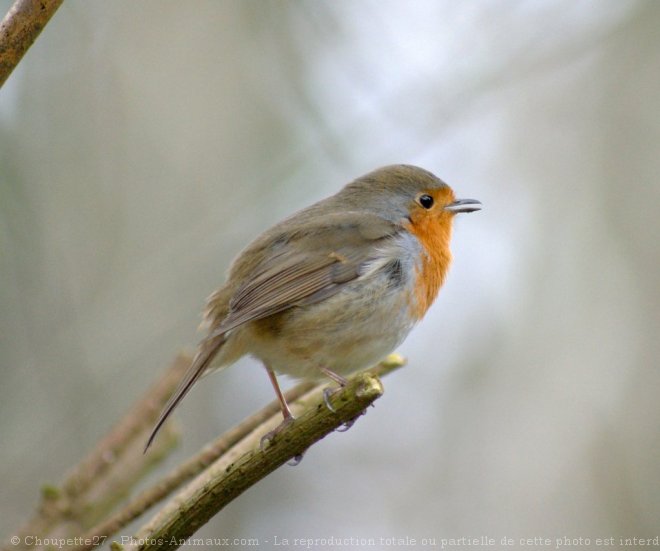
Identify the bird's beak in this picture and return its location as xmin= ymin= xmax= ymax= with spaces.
xmin=444 ymin=198 xmax=482 ymax=213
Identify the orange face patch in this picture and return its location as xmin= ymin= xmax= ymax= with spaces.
xmin=403 ymin=187 xmax=456 ymax=320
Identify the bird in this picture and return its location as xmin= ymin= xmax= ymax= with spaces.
xmin=145 ymin=164 xmax=481 ymax=451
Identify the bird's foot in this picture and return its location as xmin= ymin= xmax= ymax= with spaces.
xmin=318 ymin=367 xmax=371 ymax=432
xmin=260 ymin=415 xmax=295 ymax=450
xmin=287 ymin=451 xmax=306 ymax=466
xmin=336 ymin=409 xmax=369 ymax=432
xmin=320 ymin=366 xmax=348 ymax=413
xmin=322 ymin=386 xmax=340 ymax=412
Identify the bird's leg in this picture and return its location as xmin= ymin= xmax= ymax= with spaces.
xmin=319 ymin=366 xmax=348 ymax=386
xmin=260 ymin=366 xmax=295 ymax=450
xmin=267 ymin=366 xmax=294 ymax=421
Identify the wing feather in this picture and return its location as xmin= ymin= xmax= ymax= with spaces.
xmin=209 ymin=214 xmax=400 ymax=338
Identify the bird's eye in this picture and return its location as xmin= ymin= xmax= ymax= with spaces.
xmin=418 ymin=194 xmax=434 ymax=209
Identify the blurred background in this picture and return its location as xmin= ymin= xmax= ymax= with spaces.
xmin=1 ymin=0 xmax=658 ymax=548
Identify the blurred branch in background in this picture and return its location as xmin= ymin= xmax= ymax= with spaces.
xmin=6 ymin=354 xmax=405 ymax=551
xmin=8 ymin=355 xmax=189 ymax=551
xmin=0 ymin=0 xmax=63 ymax=88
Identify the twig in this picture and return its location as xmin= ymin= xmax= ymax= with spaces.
xmin=74 ymin=381 xmax=316 ymax=551
xmin=0 ymin=0 xmax=63 ymax=88
xmin=77 ymin=354 xmax=405 ymax=550
xmin=122 ymin=370 xmax=391 ymax=551
xmin=8 ymin=355 xmax=190 ymax=551
xmin=6 ymin=352 xmax=405 ymax=551
xmin=64 ymin=354 xmax=191 ymax=500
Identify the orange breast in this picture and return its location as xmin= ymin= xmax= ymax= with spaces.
xmin=404 ymin=199 xmax=454 ymax=320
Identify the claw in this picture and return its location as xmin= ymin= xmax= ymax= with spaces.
xmin=323 ymin=387 xmax=338 ymax=412
xmin=260 ymin=415 xmax=295 ymax=450
xmin=320 ymin=366 xmax=348 ymax=414
xmin=336 ymin=410 xmax=366 ymax=432
xmin=335 ymin=419 xmax=355 ymax=432
xmin=287 ymin=451 xmax=306 ymax=466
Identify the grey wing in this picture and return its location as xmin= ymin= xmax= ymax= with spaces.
xmin=209 ymin=212 xmax=399 ymax=338
xmin=209 ymin=250 xmax=361 ymax=337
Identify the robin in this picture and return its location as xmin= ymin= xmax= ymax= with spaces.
xmin=145 ymin=164 xmax=481 ymax=450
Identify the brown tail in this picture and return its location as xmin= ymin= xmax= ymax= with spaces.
xmin=144 ymin=333 xmax=226 ymax=452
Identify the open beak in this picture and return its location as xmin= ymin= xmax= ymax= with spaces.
xmin=444 ymin=198 xmax=482 ymax=213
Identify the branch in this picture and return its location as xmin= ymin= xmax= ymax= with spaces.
xmin=6 ymin=352 xmax=405 ymax=551
xmin=76 ymin=355 xmax=404 ymax=551
xmin=122 ymin=369 xmax=393 ymax=551
xmin=9 ymin=355 xmax=191 ymax=551
xmin=0 ymin=0 xmax=63 ymax=88
xmin=74 ymin=381 xmax=316 ymax=551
